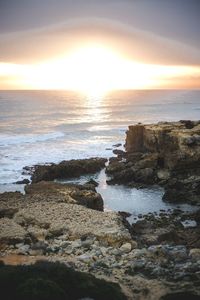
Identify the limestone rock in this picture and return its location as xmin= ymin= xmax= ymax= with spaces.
xmin=0 ymin=218 xmax=27 ymax=244
xmin=125 ymin=121 xmax=200 ymax=171
xmin=107 ymin=120 xmax=200 ymax=204
xmin=31 ymin=157 xmax=107 ymax=183
xmin=25 ymin=181 xmax=104 ymax=211
xmin=120 ymin=242 xmax=132 ymax=253
xmin=11 ymin=202 xmax=132 ymax=247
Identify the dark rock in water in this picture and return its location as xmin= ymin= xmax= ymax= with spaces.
xmin=113 ymin=149 xmax=126 ymax=157
xmin=15 ymin=179 xmax=30 ymax=185
xmin=118 ymin=211 xmax=132 ymax=218
xmin=85 ymin=178 xmax=99 ymax=187
xmin=22 ymin=166 xmax=35 ymax=175
xmin=113 ymin=143 xmax=122 ymax=148
xmin=82 ymin=179 xmax=99 ymax=191
xmin=109 ymin=157 xmax=122 ymax=164
xmin=31 ymin=158 xmax=107 ymax=183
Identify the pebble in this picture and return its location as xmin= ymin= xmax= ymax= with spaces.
xmin=120 ymin=243 xmax=132 ymax=253
xmin=16 ymin=244 xmax=30 ymax=255
xmin=78 ymin=254 xmax=93 ymax=263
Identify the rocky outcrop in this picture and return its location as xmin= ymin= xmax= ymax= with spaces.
xmin=1 ymin=192 xmax=200 ymax=299
xmin=1 ymin=145 xmax=200 ymax=298
xmin=0 ymin=182 xmax=104 ymax=212
xmin=31 ymin=157 xmax=107 ymax=183
xmin=13 ymin=202 xmax=132 ymax=247
xmin=1 ymin=188 xmax=200 ymax=299
xmin=0 ymin=190 xmax=132 ymax=249
xmin=125 ymin=120 xmax=200 ymax=155
xmin=107 ymin=121 xmax=200 ymax=204
xmin=25 ymin=181 xmax=104 ymax=211
xmin=131 ymin=209 xmax=200 ymax=249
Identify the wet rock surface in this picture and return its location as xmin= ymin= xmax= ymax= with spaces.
xmin=31 ymin=157 xmax=107 ymax=183
xmin=106 ymin=121 xmax=200 ymax=205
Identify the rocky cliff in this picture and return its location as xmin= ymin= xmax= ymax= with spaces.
xmin=107 ymin=120 xmax=200 ymax=204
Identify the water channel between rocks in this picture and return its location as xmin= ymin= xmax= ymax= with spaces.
xmin=57 ymin=168 xmax=197 ymax=223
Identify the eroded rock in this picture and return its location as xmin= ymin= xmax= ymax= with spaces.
xmin=31 ymin=157 xmax=107 ymax=183
xmin=107 ymin=121 xmax=200 ymax=205
xmin=25 ymin=181 xmax=104 ymax=211
xmin=0 ymin=218 xmax=27 ymax=244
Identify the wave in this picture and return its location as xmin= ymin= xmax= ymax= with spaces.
xmin=0 ymin=132 xmax=65 ymax=146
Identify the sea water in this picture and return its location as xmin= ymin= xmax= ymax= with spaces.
xmin=0 ymin=90 xmax=199 ymax=214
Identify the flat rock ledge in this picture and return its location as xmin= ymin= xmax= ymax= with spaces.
xmin=25 ymin=180 xmax=104 ymax=211
xmin=0 ymin=189 xmax=132 ymax=250
xmin=30 ymin=157 xmax=107 ymax=183
xmin=0 ymin=203 xmax=131 ymax=248
xmin=107 ymin=120 xmax=200 ymax=205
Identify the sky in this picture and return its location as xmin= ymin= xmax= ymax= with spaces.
xmin=0 ymin=0 xmax=200 ymax=90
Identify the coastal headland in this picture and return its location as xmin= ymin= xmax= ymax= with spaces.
xmin=0 ymin=121 xmax=200 ymax=299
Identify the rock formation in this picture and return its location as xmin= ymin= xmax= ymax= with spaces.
xmin=1 ymin=188 xmax=200 ymax=299
xmin=1 ymin=122 xmax=200 ymax=299
xmin=107 ymin=120 xmax=200 ymax=205
xmin=31 ymin=157 xmax=107 ymax=183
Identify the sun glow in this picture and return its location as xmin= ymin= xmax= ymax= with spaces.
xmin=0 ymin=44 xmax=200 ymax=94
xmin=32 ymin=45 xmax=129 ymax=96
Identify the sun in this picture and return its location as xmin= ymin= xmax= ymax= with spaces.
xmin=54 ymin=45 xmax=124 ymax=96
xmin=1 ymin=44 xmax=200 ymax=92
xmin=17 ymin=45 xmax=123 ymax=96
xmin=66 ymin=46 xmax=120 ymax=96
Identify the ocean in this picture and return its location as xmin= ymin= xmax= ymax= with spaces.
xmin=0 ymin=89 xmax=199 ymax=216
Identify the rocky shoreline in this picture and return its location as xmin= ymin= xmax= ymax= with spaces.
xmin=106 ymin=120 xmax=200 ymax=206
xmin=0 ymin=122 xmax=200 ymax=299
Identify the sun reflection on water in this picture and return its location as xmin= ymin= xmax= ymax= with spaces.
xmin=79 ymin=90 xmax=109 ymax=124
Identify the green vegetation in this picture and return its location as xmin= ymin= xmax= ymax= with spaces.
xmin=0 ymin=260 xmax=126 ymax=300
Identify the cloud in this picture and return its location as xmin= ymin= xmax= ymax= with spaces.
xmin=0 ymin=17 xmax=200 ymax=66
